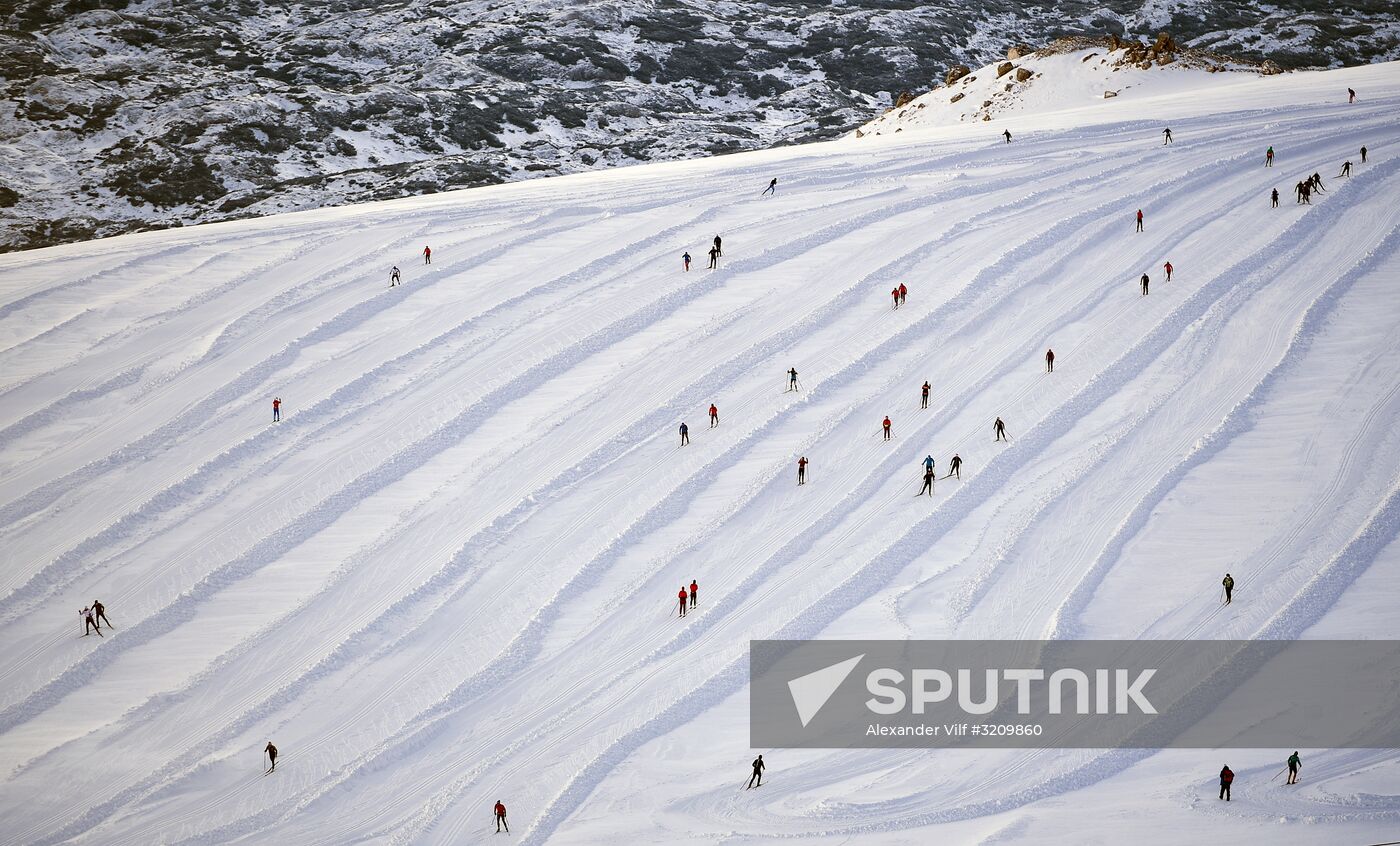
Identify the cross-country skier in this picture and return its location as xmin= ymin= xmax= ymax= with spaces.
xmin=994 ymin=417 xmax=1008 ymax=441
xmin=690 ymin=580 xmax=698 ymax=608
xmin=763 ymin=177 xmax=778 ymax=196
xmin=495 ymin=801 xmax=509 ymax=832
xmin=923 ymin=454 xmax=934 ymax=473
xmin=920 ymin=466 xmax=935 ymax=496
xmin=1340 ymin=160 xmax=1352 ymax=177
xmin=1361 ymin=146 xmax=1367 ymax=164
xmin=709 ymin=404 xmax=719 ymax=427
xmin=789 ymin=368 xmax=799 ymax=391
xmin=683 ymin=252 xmax=691 ymax=271
xmin=1348 ymin=87 xmax=1356 ymax=103
xmin=797 ymin=456 xmax=808 ymax=485
xmin=1310 ymin=172 xmax=1325 ymax=192
xmin=898 ymin=283 xmax=907 ymax=305
xmin=947 ymin=453 xmax=962 ymax=479
xmin=81 ymin=606 xmax=102 ymax=636
xmin=679 ymin=422 xmax=689 ymax=446
xmin=748 ymin=754 xmax=765 ymax=788
xmin=1219 ymin=765 xmax=1234 ymax=800
xmin=1265 ymin=146 xmax=1274 ymax=167
xmin=1135 ymin=209 xmax=1144 ymax=233
xmin=265 ymin=742 xmax=278 ymax=773
xmin=708 ymin=245 xmax=719 ymax=269
xmin=891 ymin=287 xmax=900 ymax=309
xmin=1045 ymin=348 xmax=1055 ymax=372
xmin=1003 ymin=129 xmax=1012 ymax=144
xmin=1140 ymin=273 xmax=1150 ymax=296
xmin=678 ymin=587 xmax=690 ymax=617
xmin=921 ymin=381 xmax=930 ymax=409
xmin=1163 ymin=261 xmax=1173 ymax=281
xmin=1271 ymin=188 xmax=1279 ymax=208
xmin=1162 ymin=127 xmax=1173 ymax=144
xmin=1287 ymin=751 xmax=1301 ymax=784
xmin=713 ymin=235 xmax=722 ymax=256
xmin=1222 ymin=573 xmax=1235 ymax=604
xmin=422 ymin=245 xmax=431 ymax=265
xmin=882 ymin=416 xmax=892 ymax=441
xmin=92 ymin=599 xmax=111 ymax=629
xmin=389 ymin=266 xmax=401 ymax=286
xmin=272 ymin=397 xmax=281 ymax=422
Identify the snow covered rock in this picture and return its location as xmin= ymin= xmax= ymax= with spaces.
xmin=856 ymin=35 xmax=1269 ymax=135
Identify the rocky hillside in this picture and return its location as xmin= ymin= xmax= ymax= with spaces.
xmin=3 ymin=0 xmax=1398 ymax=253
xmin=856 ymin=34 xmax=1273 ymax=135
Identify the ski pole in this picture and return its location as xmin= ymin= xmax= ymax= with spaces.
xmin=1269 ymin=767 xmax=1287 ymax=782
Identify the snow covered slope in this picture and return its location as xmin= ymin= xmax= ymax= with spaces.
xmin=0 ymin=58 xmax=1398 ymax=845
xmin=857 ymin=37 xmax=1267 ymax=135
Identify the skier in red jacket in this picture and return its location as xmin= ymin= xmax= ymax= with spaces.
xmin=898 ymin=282 xmax=907 ymax=305
xmin=709 ymin=404 xmax=719 ymax=428
xmin=422 ymin=245 xmax=432 ymax=264
xmin=272 ymin=396 xmax=281 ymax=422
xmin=1163 ymin=261 xmax=1173 ymax=281
xmin=797 ymin=456 xmax=808 ymax=485
xmin=1219 ymin=765 xmax=1234 ymax=801
xmin=882 ymin=416 xmax=892 ymax=441
xmin=678 ymin=587 xmax=690 ymax=617
xmin=494 ymin=800 xmax=508 ymax=832
xmin=689 ymin=580 xmax=698 ymax=608
xmin=891 ymin=287 xmax=900 ymax=309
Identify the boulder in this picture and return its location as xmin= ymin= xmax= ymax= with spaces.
xmin=950 ymin=92 xmax=965 ymax=103
xmin=894 ymin=90 xmax=915 ymax=107
xmin=996 ymin=61 xmax=1014 ymax=77
xmin=1108 ymin=33 xmax=1123 ymax=50
xmin=1153 ymin=32 xmax=1176 ymax=53
xmin=1157 ymin=55 xmax=1174 ymax=66
xmin=944 ymin=65 xmax=971 ymax=85
xmin=1260 ymin=59 xmax=1284 ymax=75
xmin=1103 ymin=90 xmax=1118 ymax=98
xmin=1015 ymin=67 xmax=1033 ymax=82
xmin=1007 ymin=44 xmax=1032 ymax=60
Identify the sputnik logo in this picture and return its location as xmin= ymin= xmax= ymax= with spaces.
xmin=787 ymin=654 xmax=864 ymax=727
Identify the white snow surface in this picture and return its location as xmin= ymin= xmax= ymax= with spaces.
xmin=858 ymin=46 xmax=1261 ymax=135
xmin=1 ymin=59 xmax=1399 ymax=845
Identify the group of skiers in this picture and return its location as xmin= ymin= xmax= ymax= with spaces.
xmin=1217 ymin=752 xmax=1304 ymax=801
xmin=1274 ymin=145 xmax=1368 ymax=207
xmin=237 ymin=114 xmax=1375 ymax=820
xmin=677 ymin=404 xmax=721 ymax=445
xmin=1140 ymin=260 xmax=1172 ymax=295
xmin=677 ymin=580 xmax=698 ymax=616
xmin=79 ymin=600 xmax=111 ymax=636
xmin=479 ymin=746 xmax=1296 ymax=832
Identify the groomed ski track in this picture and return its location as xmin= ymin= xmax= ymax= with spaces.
xmin=1 ymin=61 xmax=1399 ymax=845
